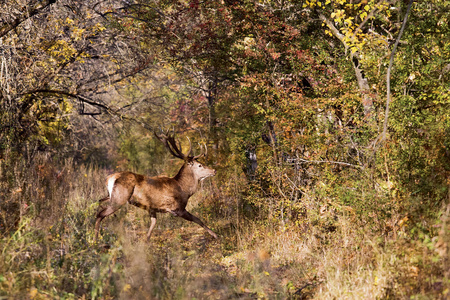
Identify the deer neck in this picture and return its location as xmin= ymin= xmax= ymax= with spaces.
xmin=174 ymin=164 xmax=199 ymax=196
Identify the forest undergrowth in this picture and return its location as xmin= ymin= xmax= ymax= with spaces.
xmin=0 ymin=154 xmax=448 ymax=299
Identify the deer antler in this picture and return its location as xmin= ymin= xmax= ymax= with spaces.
xmin=155 ymin=130 xmax=207 ymax=161
xmin=185 ymin=137 xmax=193 ymax=158
xmin=154 ymin=131 xmax=186 ymax=160
xmin=193 ymin=143 xmax=207 ymax=160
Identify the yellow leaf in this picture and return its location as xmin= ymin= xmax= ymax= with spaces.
xmin=29 ymin=288 xmax=38 ymax=299
xmin=123 ymin=284 xmax=132 ymax=292
xmin=398 ymin=216 xmax=409 ymax=227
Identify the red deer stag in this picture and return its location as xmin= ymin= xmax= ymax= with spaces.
xmin=94 ymin=133 xmax=218 ymax=241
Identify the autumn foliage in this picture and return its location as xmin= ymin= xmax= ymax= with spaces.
xmin=1 ymin=0 xmax=449 ymax=299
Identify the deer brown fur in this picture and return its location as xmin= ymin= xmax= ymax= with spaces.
xmin=94 ymin=133 xmax=217 ymax=241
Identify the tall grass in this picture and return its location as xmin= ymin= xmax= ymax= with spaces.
xmin=0 ymin=155 xmax=113 ymax=299
xmin=0 ymin=154 xmax=448 ymax=299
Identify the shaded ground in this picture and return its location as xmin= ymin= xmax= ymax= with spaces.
xmin=97 ymin=213 xmax=318 ymax=300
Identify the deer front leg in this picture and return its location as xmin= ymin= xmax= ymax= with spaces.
xmin=146 ymin=211 xmax=157 ymax=241
xmin=174 ymin=209 xmax=218 ymax=239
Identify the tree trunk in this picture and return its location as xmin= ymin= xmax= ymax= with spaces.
xmin=320 ymin=14 xmax=374 ymax=116
xmin=351 ymin=52 xmax=373 ymax=116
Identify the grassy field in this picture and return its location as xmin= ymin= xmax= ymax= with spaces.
xmin=0 ymin=156 xmax=448 ymax=299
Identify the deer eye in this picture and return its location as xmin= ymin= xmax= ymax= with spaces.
xmin=199 ymin=164 xmax=203 ymax=168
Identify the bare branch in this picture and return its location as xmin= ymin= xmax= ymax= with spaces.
xmin=0 ymin=0 xmax=56 ymax=38
xmin=381 ymin=0 xmax=414 ymax=143
xmin=298 ymin=158 xmax=362 ymax=169
xmin=319 ymin=14 xmax=345 ymax=43
xmin=24 ymin=89 xmax=111 ymax=112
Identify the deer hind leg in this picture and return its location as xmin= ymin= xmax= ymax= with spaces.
xmin=174 ymin=209 xmax=218 ymax=239
xmin=95 ymin=206 xmax=118 ymax=240
xmin=94 ymin=184 xmax=134 ymax=241
xmin=98 ymin=196 xmax=110 ymax=203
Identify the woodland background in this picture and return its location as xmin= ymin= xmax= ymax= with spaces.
xmin=0 ymin=0 xmax=449 ymax=299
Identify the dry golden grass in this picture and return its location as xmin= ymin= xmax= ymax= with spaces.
xmin=0 ymin=155 xmax=449 ymax=299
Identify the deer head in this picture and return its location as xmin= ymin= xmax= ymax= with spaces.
xmin=154 ymin=132 xmax=216 ymax=181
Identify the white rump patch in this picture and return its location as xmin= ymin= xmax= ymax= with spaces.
xmin=107 ymin=175 xmax=117 ymax=197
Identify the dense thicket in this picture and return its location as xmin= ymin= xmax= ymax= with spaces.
xmin=1 ymin=0 xmax=449 ymax=299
